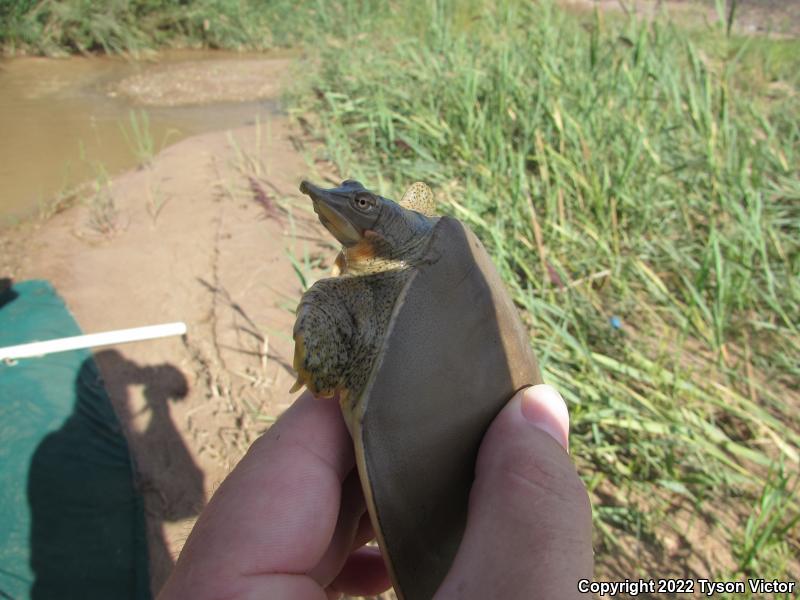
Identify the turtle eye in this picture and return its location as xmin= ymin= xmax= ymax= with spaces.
xmin=353 ymin=193 xmax=376 ymax=211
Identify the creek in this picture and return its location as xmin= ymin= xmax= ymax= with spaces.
xmin=0 ymin=49 xmax=291 ymax=222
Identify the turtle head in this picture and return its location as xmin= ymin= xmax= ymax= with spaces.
xmin=300 ymin=179 xmax=383 ymax=247
xmin=299 ymin=180 xmax=436 ymax=261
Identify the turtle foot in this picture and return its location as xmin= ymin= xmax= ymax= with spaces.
xmin=290 ymin=331 xmax=341 ymax=399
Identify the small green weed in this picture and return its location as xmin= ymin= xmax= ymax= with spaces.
xmin=145 ymin=171 xmax=170 ymax=225
xmin=735 ymin=463 xmax=799 ymax=579
xmin=119 ymin=109 xmax=155 ymax=167
xmin=83 ymin=165 xmax=123 ymax=238
xmin=119 ymin=109 xmax=179 ymax=169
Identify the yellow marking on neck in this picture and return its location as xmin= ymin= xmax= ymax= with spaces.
xmin=345 ymin=235 xmax=378 ymax=264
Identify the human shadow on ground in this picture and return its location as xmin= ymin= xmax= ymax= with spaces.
xmin=0 ymin=277 xmax=18 ymax=310
xmin=27 ymin=351 xmax=204 ymax=599
xmin=27 ymin=356 xmax=149 ymax=599
xmin=93 ymin=350 xmax=205 ymax=594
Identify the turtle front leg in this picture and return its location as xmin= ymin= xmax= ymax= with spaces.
xmin=290 ymin=281 xmax=353 ymax=399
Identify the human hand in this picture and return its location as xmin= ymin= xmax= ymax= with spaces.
xmin=159 ymin=385 xmax=592 ymax=600
xmin=158 ymin=390 xmax=390 ymax=599
xmin=435 ymin=384 xmax=593 ymax=598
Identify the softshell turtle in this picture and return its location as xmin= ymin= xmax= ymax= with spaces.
xmin=292 ymin=179 xmax=542 ymax=599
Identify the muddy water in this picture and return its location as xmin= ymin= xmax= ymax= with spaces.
xmin=0 ymin=50 xmax=290 ymax=223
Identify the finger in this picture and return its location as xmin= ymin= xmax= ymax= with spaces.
xmin=327 ymin=546 xmax=392 ymax=597
xmin=310 ymin=473 xmax=379 ymax=588
xmin=161 ymin=391 xmax=353 ymax=598
xmin=519 ymin=383 xmax=570 ymax=451
xmin=308 ymin=468 xmax=366 ymax=586
xmin=435 ymin=385 xmax=593 ymax=600
xmin=350 ymin=510 xmax=376 ymax=551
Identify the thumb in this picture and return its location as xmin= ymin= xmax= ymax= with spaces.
xmin=435 ymin=385 xmax=593 ymax=600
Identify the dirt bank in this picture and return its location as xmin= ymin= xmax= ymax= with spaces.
xmin=1 ymin=115 xmax=341 ymax=593
xmin=565 ymin=0 xmax=800 ymax=36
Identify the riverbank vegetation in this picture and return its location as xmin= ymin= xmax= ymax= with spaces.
xmin=0 ymin=0 xmax=407 ymax=55
xmin=6 ymin=0 xmax=798 ymax=594
xmin=0 ymin=0 xmax=296 ymax=55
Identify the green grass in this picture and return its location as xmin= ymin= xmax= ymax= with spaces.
xmin=119 ymin=109 xmax=156 ymax=167
xmin=734 ymin=461 xmax=799 ymax=581
xmin=282 ymin=0 xmax=799 ymax=587
xmin=83 ymin=163 xmax=123 ymax=238
xmin=0 ymin=0 xmax=279 ymax=55
xmin=0 ymin=0 xmax=400 ymax=56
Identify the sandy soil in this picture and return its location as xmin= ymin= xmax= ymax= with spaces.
xmin=1 ymin=113 xmax=342 ymax=593
xmin=113 ymin=56 xmax=294 ymax=105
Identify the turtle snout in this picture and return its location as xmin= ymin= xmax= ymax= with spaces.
xmin=299 ymin=180 xmax=312 ymax=195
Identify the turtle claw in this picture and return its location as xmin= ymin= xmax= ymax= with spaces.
xmin=288 ymin=373 xmax=334 ymax=398
xmin=290 ymin=333 xmax=312 ymax=394
xmin=290 ymin=331 xmax=337 ymax=398
xmin=289 ymin=375 xmax=305 ymax=394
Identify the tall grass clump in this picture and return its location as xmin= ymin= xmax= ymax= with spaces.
xmin=288 ymin=0 xmax=799 ymax=583
xmin=0 ymin=0 xmax=405 ymax=56
xmin=0 ymin=0 xmax=277 ymax=55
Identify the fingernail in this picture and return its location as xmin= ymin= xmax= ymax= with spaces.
xmin=519 ymin=384 xmax=570 ymax=451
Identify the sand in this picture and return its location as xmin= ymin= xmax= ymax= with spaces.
xmin=113 ymin=56 xmax=295 ymax=106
